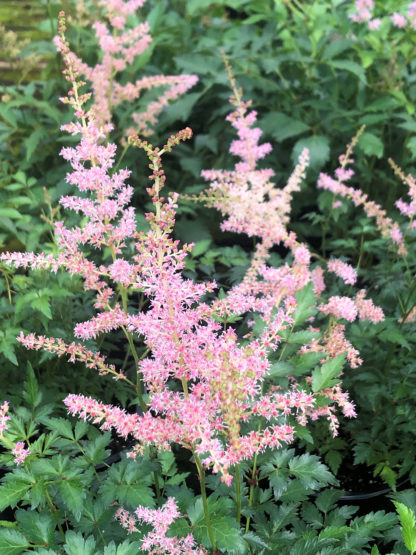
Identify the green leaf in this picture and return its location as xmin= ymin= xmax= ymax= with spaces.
xmin=315 ymin=489 xmax=342 ymax=514
xmin=0 ymin=529 xmax=29 ymax=554
xmin=267 ymin=361 xmax=295 ymax=377
xmin=15 ymin=510 xmax=55 ymax=547
xmin=370 ymin=546 xmax=381 ymax=555
xmin=290 ymin=352 xmax=323 ymax=373
xmin=63 ymin=531 xmax=96 ymax=555
xmin=0 ymin=482 xmax=31 ymax=511
xmin=103 ymin=541 xmax=142 ymax=555
xmin=393 ymin=502 xmax=416 ymax=554
xmin=0 ymin=208 xmax=22 ymax=219
xmin=321 ymin=38 xmax=353 ymax=60
xmin=259 ymin=111 xmax=309 ymax=142
xmin=191 ymin=239 xmax=212 ymax=257
xmin=24 ymin=128 xmax=47 ymax=162
xmin=407 ymin=136 xmax=416 ymax=157
xmin=312 ymin=353 xmax=346 ymax=392
xmin=0 ymin=339 xmax=18 ymax=366
xmin=292 ymin=135 xmax=330 ymax=171
xmin=23 ymin=362 xmax=40 ymax=407
xmin=301 ymin=501 xmax=323 ymax=527
xmin=243 ymin=531 xmax=269 ymax=550
xmin=30 ymin=296 xmax=52 ymax=319
xmin=379 ymin=328 xmax=411 ymax=350
xmin=358 ymin=131 xmax=384 ymax=158
xmin=330 ymin=59 xmax=367 ymax=83
xmin=188 ymin=497 xmax=245 ymax=552
xmin=99 ymin=460 xmax=155 ymax=509
xmin=293 ymin=282 xmax=317 ymax=326
xmin=58 ymin=479 xmax=85 ymax=521
xmin=289 ymin=454 xmax=336 ymax=490
xmin=287 ymin=330 xmax=320 ymax=344
xmin=43 ymin=418 xmax=74 ymax=440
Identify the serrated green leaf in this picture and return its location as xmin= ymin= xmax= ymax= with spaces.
xmin=0 ymin=529 xmax=29 ymax=554
xmin=0 ymin=482 xmax=31 ymax=511
xmin=293 ymin=282 xmax=316 ymax=326
xmin=99 ymin=460 xmax=155 ymax=508
xmin=330 ymin=59 xmax=367 ymax=83
xmin=312 ymin=353 xmax=346 ymax=392
xmin=15 ymin=510 xmax=55 ymax=546
xmin=315 ymin=489 xmax=342 ymax=514
xmin=191 ymin=239 xmax=212 ymax=257
xmin=292 ymin=135 xmax=330 ymax=171
xmin=24 ymin=362 xmax=40 ymax=407
xmin=290 ymin=352 xmax=323 ymax=373
xmin=43 ymin=418 xmax=74 ymax=440
xmin=358 ymin=131 xmax=384 ymax=158
xmin=289 ymin=454 xmax=336 ymax=490
xmin=0 ymin=339 xmax=18 ymax=366
xmin=58 ymin=480 xmax=85 ymax=521
xmin=243 ymin=531 xmax=269 ymax=549
xmin=287 ymin=330 xmax=320 ymax=344
xmin=30 ymin=296 xmax=52 ymax=319
xmin=63 ymin=531 xmax=96 ymax=555
xmin=187 ymin=497 xmax=245 ymax=551
xmin=393 ymin=502 xmax=416 ymax=554
xmin=321 ymin=38 xmax=353 ymax=60
xmin=24 ymin=128 xmax=47 ymax=162
xmin=103 ymin=540 xmax=142 ymax=555
xmin=267 ymin=361 xmax=295 ymax=377
xmin=259 ymin=111 xmax=310 ymax=142
xmin=302 ymin=501 xmax=323 ymax=527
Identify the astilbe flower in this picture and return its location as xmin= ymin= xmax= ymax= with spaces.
xmin=0 ymin=21 xmax=317 ymax=487
xmin=327 ymin=258 xmax=357 ymax=286
xmin=115 ymin=499 xmax=208 ymax=554
xmin=301 ymin=324 xmax=363 ymax=368
xmin=54 ymin=0 xmax=197 ymax=137
xmin=349 ymin=0 xmax=374 ymax=23
xmin=390 ymin=158 xmax=416 ymax=225
xmin=317 ymin=129 xmax=407 ymax=256
xmin=351 ymin=1 xmax=416 ymax=30
xmin=0 ymin=401 xmax=30 ymax=465
xmin=1 ymin=20 xmax=361 ymax=492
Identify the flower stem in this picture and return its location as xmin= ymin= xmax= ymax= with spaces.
xmin=245 ymin=453 xmax=258 ymax=534
xmin=193 ymin=451 xmax=216 ymax=551
xmin=235 ymin=464 xmax=242 ymax=525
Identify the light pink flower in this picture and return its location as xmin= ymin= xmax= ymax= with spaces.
xmin=319 ymin=296 xmax=358 ymax=322
xmin=327 ymin=259 xmax=357 ymax=285
xmin=391 ymin=13 xmax=407 ymax=27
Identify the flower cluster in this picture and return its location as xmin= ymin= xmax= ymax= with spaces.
xmin=54 ymin=2 xmax=197 ymax=137
xmin=318 ymin=131 xmax=406 ymax=256
xmin=115 ymin=498 xmax=207 ymax=554
xmin=0 ymin=401 xmax=30 ymax=465
xmin=350 ymin=0 xmax=416 ymax=30
xmin=1 ymin=23 xmax=373 ymax=495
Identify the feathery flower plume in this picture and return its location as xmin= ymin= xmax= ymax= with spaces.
xmin=54 ymin=1 xmax=197 ymax=136
xmin=318 ymin=128 xmax=407 ymax=255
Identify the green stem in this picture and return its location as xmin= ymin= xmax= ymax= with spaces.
xmin=245 ymin=453 xmax=258 ymax=534
xmin=119 ymin=286 xmax=146 ymax=411
xmin=235 ymin=464 xmax=242 ymax=525
xmin=194 ymin=452 xmax=216 ymax=551
xmin=112 ymin=142 xmax=130 ymax=173
xmin=153 ymin=469 xmax=161 ymax=500
xmin=45 ymin=488 xmax=66 ymax=540
xmin=356 ymin=231 xmax=365 ymax=271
